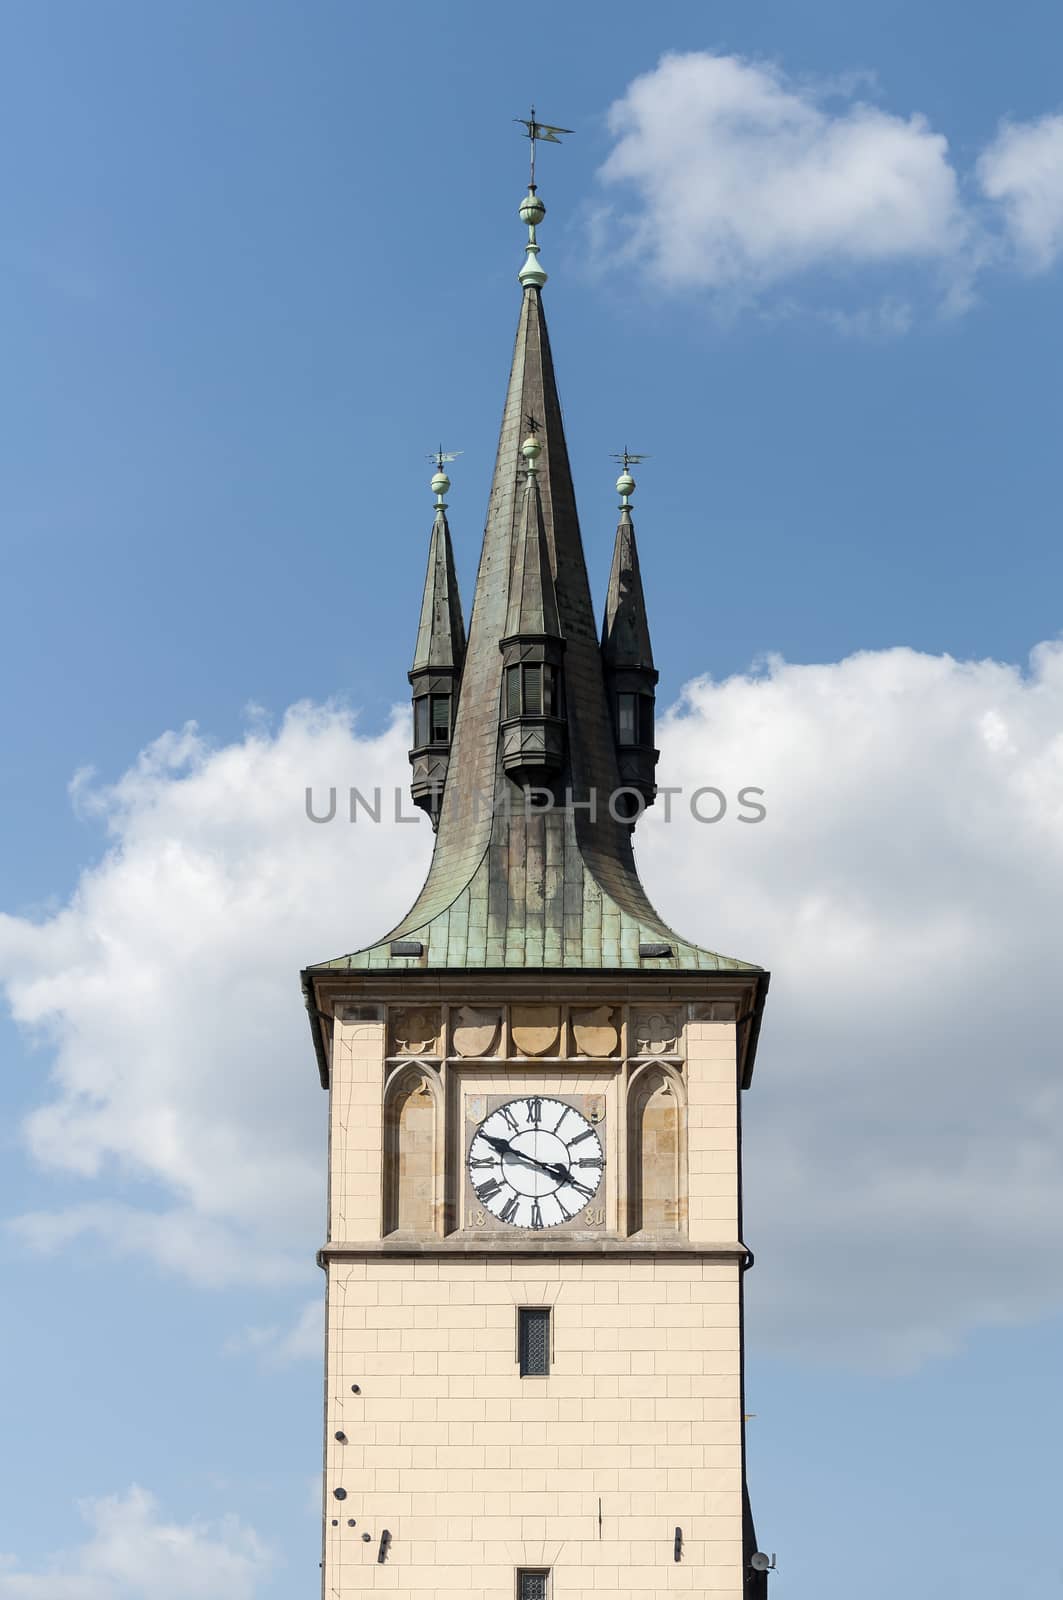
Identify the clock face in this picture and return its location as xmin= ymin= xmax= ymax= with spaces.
xmin=467 ymin=1095 xmax=604 ymax=1229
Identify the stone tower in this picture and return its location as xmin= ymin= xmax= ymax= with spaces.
xmin=302 ymin=170 xmax=771 ymax=1600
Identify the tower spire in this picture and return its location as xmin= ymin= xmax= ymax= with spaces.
xmin=407 ymin=451 xmax=466 ymax=827
xmin=306 ymin=161 xmax=760 ymax=975
xmin=602 ymin=455 xmax=659 ymax=815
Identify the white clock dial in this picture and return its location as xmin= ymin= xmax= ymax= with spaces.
xmin=467 ymin=1096 xmax=604 ymax=1229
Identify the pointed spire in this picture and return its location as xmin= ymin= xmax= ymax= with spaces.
xmin=602 ymin=460 xmax=655 ymax=674
xmin=502 ymin=430 xmax=562 ymax=641
xmin=305 ymin=166 xmax=761 ymax=978
xmin=407 ymin=454 xmax=466 ymax=827
xmin=411 ymin=457 xmax=466 ymax=674
xmin=602 ymin=459 xmax=659 ymax=817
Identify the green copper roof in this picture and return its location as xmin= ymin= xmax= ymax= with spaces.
xmin=308 ymin=274 xmax=758 ymax=977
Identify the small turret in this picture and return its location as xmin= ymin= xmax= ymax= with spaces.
xmin=408 ymin=455 xmax=466 ymax=827
xmin=499 ymin=428 xmax=566 ymax=790
xmin=601 ymin=458 xmax=658 ymax=820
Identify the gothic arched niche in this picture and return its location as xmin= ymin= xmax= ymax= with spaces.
xmin=627 ymin=1065 xmax=684 ymax=1235
xmin=382 ymin=1067 xmax=439 ymax=1236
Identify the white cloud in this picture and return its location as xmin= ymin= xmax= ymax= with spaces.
xmin=0 ymin=702 xmax=428 ymax=1285
xmin=596 ymin=52 xmax=973 ymax=314
xmin=226 ymin=1296 xmax=324 ymax=1367
xmin=978 ymin=112 xmax=1063 ymax=271
xmin=645 ymin=640 xmax=1063 ymax=1368
xmin=3 ymin=647 xmax=1063 ymax=1369
xmin=0 ymin=1487 xmax=271 ymax=1599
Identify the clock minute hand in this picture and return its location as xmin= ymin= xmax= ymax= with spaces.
xmin=480 ymin=1133 xmax=513 ymax=1155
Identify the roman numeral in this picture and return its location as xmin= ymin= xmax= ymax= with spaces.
xmin=469 ymin=1158 xmax=496 ymax=1169
xmin=569 ymin=1128 xmax=597 ymax=1147
xmin=552 ymin=1106 xmax=569 ymax=1133
xmin=499 ymin=1194 xmax=519 ymax=1224
xmin=499 ymin=1105 xmax=519 ymax=1133
xmin=530 ymin=1200 xmax=543 ymax=1230
xmin=569 ymin=1179 xmax=596 ymax=1199
xmin=527 ymin=1096 xmax=542 ymax=1124
xmin=575 ymin=1156 xmax=602 ymax=1169
xmin=476 ymin=1178 xmax=503 ymax=1202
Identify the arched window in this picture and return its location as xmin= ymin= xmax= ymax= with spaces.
xmin=382 ymin=1068 xmax=439 ymax=1236
xmin=627 ymin=1065 xmax=683 ymax=1235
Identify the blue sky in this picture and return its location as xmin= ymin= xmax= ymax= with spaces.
xmin=2 ymin=2 xmax=1063 ymax=1595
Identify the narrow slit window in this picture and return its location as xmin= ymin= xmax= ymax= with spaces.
xmin=506 ymin=666 xmax=521 ymax=719
xmin=430 ymin=695 xmax=450 ymax=744
xmin=542 ymin=664 xmax=557 ymax=716
xmin=518 ymin=1307 xmax=551 ymax=1376
xmin=522 ymin=664 xmax=542 ymax=716
xmin=638 ymin=693 xmax=654 ymax=746
xmin=518 ymin=1571 xmax=549 ymax=1600
xmin=413 ymin=696 xmax=430 ymax=748
xmin=617 ymin=692 xmax=637 ymax=745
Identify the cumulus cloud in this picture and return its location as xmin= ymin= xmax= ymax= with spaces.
xmin=978 ymin=112 xmax=1063 ymax=271
xmin=0 ymin=703 xmax=428 ymax=1286
xmin=596 ymin=52 xmax=972 ymax=314
xmin=593 ymin=52 xmax=1063 ymax=322
xmin=646 ymin=641 xmax=1063 ymax=1368
xmin=0 ymin=1486 xmax=270 ymax=1599
xmin=4 ymin=646 xmax=1063 ymax=1369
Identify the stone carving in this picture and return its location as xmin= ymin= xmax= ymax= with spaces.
xmin=389 ymin=1007 xmax=440 ymax=1056
xmin=510 ymin=1005 xmax=561 ymax=1056
xmin=633 ymin=1009 xmax=680 ymax=1055
xmin=571 ymin=1005 xmax=620 ymax=1057
xmin=452 ymin=1006 xmax=501 ymax=1058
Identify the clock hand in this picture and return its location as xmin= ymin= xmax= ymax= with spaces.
xmin=479 ymin=1133 xmax=512 ymax=1155
xmin=509 ymin=1151 xmax=573 ymax=1185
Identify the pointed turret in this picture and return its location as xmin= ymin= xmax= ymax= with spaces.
xmin=407 ymin=458 xmax=466 ymax=827
xmin=602 ymin=461 xmax=658 ymax=818
xmin=499 ymin=429 xmax=566 ymax=788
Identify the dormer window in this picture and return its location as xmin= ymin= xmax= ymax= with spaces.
xmin=616 ymin=691 xmax=654 ymax=746
xmin=505 ymin=663 xmax=561 ymax=721
xmin=413 ymin=692 xmax=452 ymax=749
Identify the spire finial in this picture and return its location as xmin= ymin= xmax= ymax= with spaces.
xmin=514 ymin=107 xmax=572 ymax=290
xmin=428 ymin=446 xmax=462 ymax=509
xmin=611 ymin=448 xmax=650 ymax=509
xmin=521 ymin=414 xmax=542 ymax=477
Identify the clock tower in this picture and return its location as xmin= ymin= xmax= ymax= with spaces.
xmin=302 ymin=170 xmax=771 ymax=1600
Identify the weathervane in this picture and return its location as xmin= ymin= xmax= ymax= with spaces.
xmin=514 ymin=105 xmax=572 ymax=189
xmin=428 ymin=446 xmax=462 ymax=509
xmin=514 ymin=107 xmax=571 ymax=290
xmin=610 ymin=448 xmax=649 ymax=509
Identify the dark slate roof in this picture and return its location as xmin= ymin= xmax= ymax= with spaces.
xmin=411 ymin=506 xmax=465 ymax=674
xmin=309 ymin=285 xmax=759 ymax=974
xmin=602 ymin=507 xmax=655 ymax=673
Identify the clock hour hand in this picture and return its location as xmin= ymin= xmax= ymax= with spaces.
xmin=511 ymin=1152 xmax=573 ymax=1186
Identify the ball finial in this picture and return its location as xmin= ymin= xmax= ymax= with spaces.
xmin=519 ymin=191 xmax=546 ymax=228
xmin=522 ymin=433 xmax=542 ymax=468
xmin=616 ymin=469 xmax=636 ymax=501
xmin=431 ymin=468 xmax=450 ymax=500
xmin=518 ymin=185 xmax=548 ymax=289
